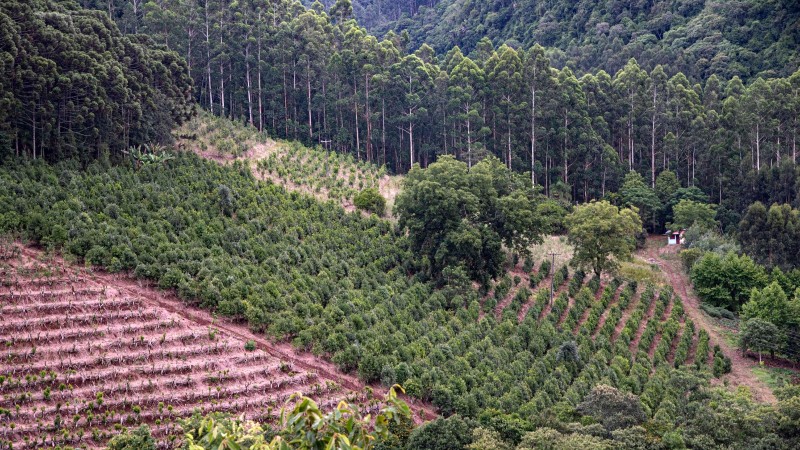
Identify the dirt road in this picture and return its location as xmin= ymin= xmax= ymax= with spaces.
xmin=637 ymin=237 xmax=776 ymax=403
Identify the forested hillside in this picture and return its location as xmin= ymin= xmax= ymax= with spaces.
xmin=371 ymin=0 xmax=800 ymax=82
xmin=72 ymin=0 xmax=800 ymax=223
xmin=0 ymin=0 xmax=193 ymax=161
xmin=2 ymin=0 xmax=800 ymax=448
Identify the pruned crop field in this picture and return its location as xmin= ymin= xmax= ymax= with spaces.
xmin=484 ymin=258 xmax=710 ymax=376
xmin=0 ymin=244 xmax=366 ymax=449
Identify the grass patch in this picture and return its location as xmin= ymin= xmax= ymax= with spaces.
xmin=528 ymin=235 xmax=574 ymax=269
xmin=752 ymin=366 xmax=798 ymax=392
xmin=718 ymin=328 xmax=740 ymax=348
xmin=620 ymin=259 xmax=663 ymax=285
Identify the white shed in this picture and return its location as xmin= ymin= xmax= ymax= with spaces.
xmin=667 ymin=229 xmax=685 ymax=245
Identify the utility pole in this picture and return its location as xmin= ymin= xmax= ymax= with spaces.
xmin=548 ymin=252 xmax=560 ymax=305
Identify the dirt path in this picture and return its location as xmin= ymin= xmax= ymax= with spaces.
xmin=187 ymin=140 xmax=399 ymax=217
xmin=647 ymin=293 xmax=674 ymax=358
xmin=573 ymin=283 xmax=606 ymax=334
xmin=629 ymin=288 xmax=659 ymax=353
xmin=591 ymin=284 xmax=624 ymax=339
xmin=16 ymin=246 xmax=438 ymax=422
xmin=537 ymin=280 xmax=571 ymax=321
xmin=517 ymin=272 xmax=553 ymax=322
xmin=493 ymin=268 xmax=530 ymax=320
xmin=636 ymin=237 xmax=776 ymax=404
xmin=666 ymin=322 xmax=685 ymax=365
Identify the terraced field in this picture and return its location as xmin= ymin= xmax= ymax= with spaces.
xmin=0 ymin=246 xmax=368 ymax=449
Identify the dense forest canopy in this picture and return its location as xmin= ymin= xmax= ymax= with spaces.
xmin=0 ymin=0 xmax=193 ymax=162
xmin=366 ymin=0 xmax=800 ymax=83
xmin=68 ymin=0 xmax=800 ymax=226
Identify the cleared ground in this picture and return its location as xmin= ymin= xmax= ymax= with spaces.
xmin=0 ymin=244 xmax=424 ymax=449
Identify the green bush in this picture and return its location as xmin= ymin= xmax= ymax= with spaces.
xmin=353 ymin=187 xmax=386 ymax=216
xmin=680 ymin=248 xmax=704 ymax=270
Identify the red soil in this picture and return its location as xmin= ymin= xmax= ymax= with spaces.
xmin=629 ymin=288 xmax=659 ymax=354
xmin=493 ymin=266 xmax=530 ymax=320
xmin=612 ymin=286 xmax=642 ymax=341
xmin=0 ymin=245 xmax=435 ymax=449
xmin=591 ymin=284 xmax=624 ymax=339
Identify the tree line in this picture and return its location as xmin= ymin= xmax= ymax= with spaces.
xmin=0 ymin=0 xmax=193 ymax=162
xmin=85 ymin=0 xmax=800 ymax=215
xmin=678 ymin=203 xmax=800 ymax=366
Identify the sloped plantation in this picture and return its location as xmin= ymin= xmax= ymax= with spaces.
xmin=176 ymin=112 xmax=400 ymax=212
xmin=0 ymin=245 xmax=362 ymax=449
xmin=0 ymin=155 xmax=791 ymax=448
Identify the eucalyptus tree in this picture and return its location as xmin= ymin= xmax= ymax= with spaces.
xmin=486 ymin=45 xmax=525 ymax=170
xmin=524 ymin=44 xmax=555 ymax=186
xmin=391 ymin=54 xmax=433 ymax=169
xmin=448 ymin=57 xmax=485 ymax=168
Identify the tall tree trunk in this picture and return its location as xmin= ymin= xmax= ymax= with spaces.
xmin=531 ymin=85 xmax=536 ymax=186
xmin=756 ymin=122 xmax=761 ymax=171
xmin=292 ymin=61 xmax=297 ymax=138
xmin=506 ymin=100 xmax=512 ymax=169
xmin=365 ymin=73 xmax=372 ymax=161
xmin=219 ymin=62 xmax=225 ymax=117
xmin=466 ymin=103 xmax=472 ymax=169
xmin=323 ymin=78 xmax=328 ymax=140
xmin=651 ymin=86 xmax=657 ymax=188
xmin=257 ymin=29 xmax=263 ymax=132
xmin=354 ymin=78 xmax=360 ymax=159
xmin=409 ymin=121 xmax=414 ymax=168
xmin=204 ymin=0 xmax=213 ymax=114
xmin=307 ymin=58 xmax=313 ymax=139
xmin=245 ymin=41 xmax=253 ymax=126
xmin=563 ymin=111 xmax=569 ymax=183
xmin=283 ymin=68 xmax=289 ymax=136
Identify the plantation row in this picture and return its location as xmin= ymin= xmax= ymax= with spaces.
xmin=180 ymin=112 xmax=389 ymax=204
xmin=0 ymin=253 xmax=355 ymax=449
xmin=0 ymin=156 xmax=745 ymax=448
xmin=255 ymin=142 xmax=386 ymax=203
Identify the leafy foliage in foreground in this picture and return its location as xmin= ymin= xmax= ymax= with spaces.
xmin=182 ymin=386 xmax=411 ymax=450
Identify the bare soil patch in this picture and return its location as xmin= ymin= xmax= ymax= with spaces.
xmin=0 ymin=245 xmax=434 ymax=449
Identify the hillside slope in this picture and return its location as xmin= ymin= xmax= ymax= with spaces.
xmin=375 ymin=0 xmax=800 ymax=81
xmin=636 ymin=237 xmax=776 ymax=403
xmin=0 ymin=245 xmax=376 ymax=448
xmin=176 ymin=113 xmax=402 ymax=215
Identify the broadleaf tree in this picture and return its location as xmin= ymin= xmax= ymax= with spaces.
xmin=566 ymin=200 xmax=642 ymax=277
